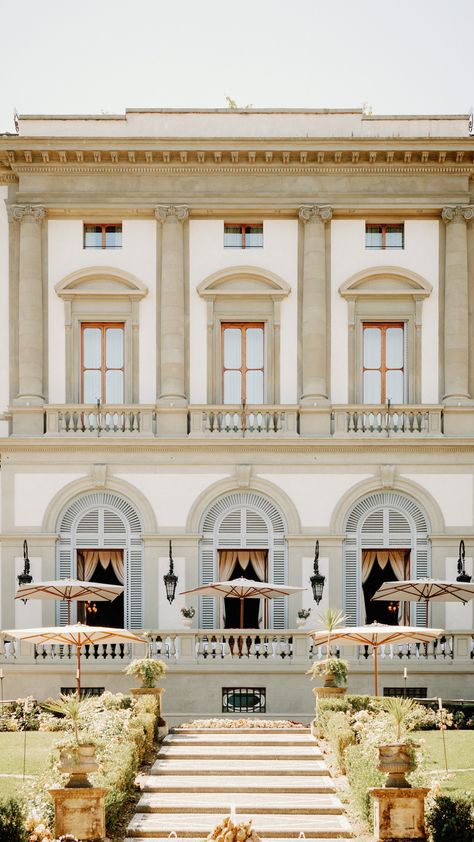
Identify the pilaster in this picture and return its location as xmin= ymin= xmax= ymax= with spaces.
xmin=442 ymin=205 xmax=474 ymax=404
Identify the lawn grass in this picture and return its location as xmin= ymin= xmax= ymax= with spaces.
xmin=414 ymin=730 xmax=474 ymax=794
xmin=0 ymin=732 xmax=59 ymax=799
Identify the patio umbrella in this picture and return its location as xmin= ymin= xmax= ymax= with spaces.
xmin=181 ymin=577 xmax=306 ymax=628
xmin=372 ymin=578 xmax=474 ymax=605
xmin=309 ymin=622 xmax=444 ymax=696
xmin=3 ymin=623 xmax=146 ymax=696
xmin=15 ymin=580 xmax=124 ymax=623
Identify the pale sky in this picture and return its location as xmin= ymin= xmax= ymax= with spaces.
xmin=1 ymin=0 xmax=473 ymax=133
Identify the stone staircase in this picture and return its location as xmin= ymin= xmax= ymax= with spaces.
xmin=126 ymin=725 xmax=353 ymax=840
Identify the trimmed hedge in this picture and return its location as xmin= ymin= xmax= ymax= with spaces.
xmin=0 ymin=797 xmax=27 ymax=842
xmin=426 ymin=793 xmax=474 ymax=842
xmin=325 ymin=711 xmax=355 ymax=773
xmin=345 ymin=744 xmax=384 ymax=828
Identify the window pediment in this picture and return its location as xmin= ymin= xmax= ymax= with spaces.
xmin=55 ymin=266 xmax=148 ymax=300
xmin=197 ymin=265 xmax=291 ymax=301
xmin=339 ymin=265 xmax=432 ymax=301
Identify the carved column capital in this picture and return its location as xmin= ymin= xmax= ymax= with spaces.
xmin=299 ymin=205 xmax=333 ymax=224
xmin=9 ymin=204 xmax=46 ymax=223
xmin=441 ymin=205 xmax=474 ymax=224
xmin=154 ymin=205 xmax=189 ymax=223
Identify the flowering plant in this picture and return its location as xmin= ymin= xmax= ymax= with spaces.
xmin=297 ymin=608 xmax=311 ymax=619
xmin=124 ymin=657 xmax=167 ymax=688
xmin=181 ymin=606 xmax=196 ymax=618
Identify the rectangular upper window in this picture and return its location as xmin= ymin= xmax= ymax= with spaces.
xmin=83 ymin=223 xmax=122 ymax=249
xmin=224 ymin=223 xmax=263 ymax=248
xmin=363 ymin=322 xmax=405 ymax=404
xmin=81 ymin=323 xmax=124 ymax=404
xmin=365 ymin=223 xmax=404 ymax=249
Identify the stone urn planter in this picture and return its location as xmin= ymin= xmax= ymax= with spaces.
xmin=181 ymin=616 xmax=193 ymax=628
xmin=59 ymin=742 xmax=99 ymax=788
xmin=377 ymin=743 xmax=415 ymax=788
xmin=130 ymin=686 xmax=168 ymax=739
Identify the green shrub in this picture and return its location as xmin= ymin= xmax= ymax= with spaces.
xmin=426 ymin=793 xmax=474 ymax=842
xmin=345 ymin=744 xmax=384 ymax=829
xmin=0 ymin=797 xmax=27 ymax=842
xmin=325 ymin=711 xmax=355 ymax=773
xmin=314 ymin=694 xmax=384 ymax=738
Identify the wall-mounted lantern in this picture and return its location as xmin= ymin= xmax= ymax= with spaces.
xmin=456 ymin=539 xmax=471 ymax=583
xmin=163 ymin=540 xmax=178 ymax=604
xmin=310 ymin=540 xmax=325 ymax=605
xmin=17 ymin=540 xmax=33 ymax=602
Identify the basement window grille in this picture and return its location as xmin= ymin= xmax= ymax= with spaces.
xmin=383 ymin=687 xmax=427 ymax=698
xmin=222 ymin=687 xmax=266 ymax=713
xmin=60 ymin=687 xmax=104 ymax=698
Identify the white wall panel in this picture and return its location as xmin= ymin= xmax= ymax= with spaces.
xmin=402 ymin=474 xmax=473 ymax=527
xmin=14 ymin=474 xmax=85 ymax=526
xmin=48 ymin=220 xmax=156 ymax=403
xmin=445 ymin=556 xmax=473 ymax=630
xmin=189 ymin=220 xmax=298 ymax=404
xmin=115 ymin=473 xmax=228 ymax=527
xmin=259 ymin=473 xmax=372 ymax=527
xmin=158 ymin=556 xmax=185 ymax=629
xmin=14 ymin=556 xmax=43 ymax=628
xmin=0 ymin=187 xmax=9 ymax=414
xmin=331 ymin=220 xmax=439 ymax=403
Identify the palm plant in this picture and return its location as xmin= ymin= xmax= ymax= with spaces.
xmin=43 ymin=693 xmax=84 ymax=744
xmin=381 ymin=696 xmax=418 ymax=742
xmin=317 ymin=607 xmax=347 ymax=652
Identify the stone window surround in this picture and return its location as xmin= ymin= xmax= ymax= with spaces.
xmin=197 ymin=265 xmax=291 ymax=405
xmin=339 ymin=266 xmax=432 ymax=405
xmin=55 ymin=266 xmax=148 ymax=404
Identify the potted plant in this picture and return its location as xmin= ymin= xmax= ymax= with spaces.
xmin=125 ymin=657 xmax=167 ymax=689
xmin=306 ymin=656 xmax=349 ymax=688
xmin=181 ymin=605 xmax=195 ymax=627
xmin=296 ymin=608 xmax=311 ymax=627
xmin=43 ymin=694 xmax=98 ymax=788
xmin=377 ymin=696 xmax=418 ymax=787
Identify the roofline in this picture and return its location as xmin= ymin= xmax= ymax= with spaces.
xmin=16 ymin=108 xmax=471 ymax=121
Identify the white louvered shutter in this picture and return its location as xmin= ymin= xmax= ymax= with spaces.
xmin=343 ymin=539 xmax=359 ymax=626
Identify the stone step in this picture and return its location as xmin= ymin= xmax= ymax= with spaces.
xmin=137 ymin=792 xmax=344 ymax=814
xmin=174 ymin=728 xmax=310 ymax=735
xmin=164 ymin=733 xmax=315 ymax=746
xmin=150 ymin=759 xmax=329 ymax=776
xmin=159 ymin=745 xmax=323 ymax=760
xmin=138 ymin=774 xmax=336 ymax=793
xmin=126 ymin=838 xmax=350 ymax=842
xmin=127 ymin=812 xmax=353 ymax=838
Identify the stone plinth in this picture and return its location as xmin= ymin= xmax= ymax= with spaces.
xmin=131 ymin=686 xmax=168 ymax=738
xmin=49 ymin=786 xmax=107 ymax=841
xmin=314 ymin=685 xmax=347 ymax=699
xmin=369 ymin=787 xmax=430 ymax=841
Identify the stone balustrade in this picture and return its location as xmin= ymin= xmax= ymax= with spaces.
xmin=189 ymin=405 xmax=299 ymax=436
xmin=1 ymin=629 xmax=472 ymax=666
xmin=332 ymin=405 xmax=443 ymax=436
xmin=45 ymin=405 xmax=156 ymax=435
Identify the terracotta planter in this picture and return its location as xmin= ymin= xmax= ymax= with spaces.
xmin=59 ymin=743 xmax=98 ymax=788
xmin=377 ymin=743 xmax=414 ymax=788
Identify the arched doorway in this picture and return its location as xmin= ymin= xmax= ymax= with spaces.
xmin=57 ymin=492 xmax=143 ymax=628
xmin=344 ymin=491 xmax=431 ymax=626
xmin=199 ymin=491 xmax=288 ymax=629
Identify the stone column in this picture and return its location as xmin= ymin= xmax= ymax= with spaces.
xmin=442 ymin=205 xmax=474 ymax=403
xmin=155 ymin=205 xmax=188 ymax=435
xmin=11 ymin=204 xmax=45 ymax=403
xmin=299 ymin=205 xmax=332 ymax=403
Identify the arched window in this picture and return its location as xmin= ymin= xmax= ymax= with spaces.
xmin=57 ymin=492 xmax=143 ymax=628
xmin=344 ymin=491 xmax=431 ymax=626
xmin=199 ymin=491 xmax=287 ymax=629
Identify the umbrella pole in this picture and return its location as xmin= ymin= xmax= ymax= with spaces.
xmin=374 ymin=645 xmax=379 ymax=697
xmin=76 ymin=645 xmax=81 ymax=698
xmin=67 ymin=600 xmax=71 ymax=625
xmin=240 ymin=597 xmax=244 ymax=629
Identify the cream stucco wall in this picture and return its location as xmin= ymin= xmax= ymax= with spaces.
xmin=444 ymin=556 xmax=473 ymax=630
xmin=114 ymin=472 xmax=228 ymax=527
xmin=330 ymin=220 xmax=439 ymax=403
xmin=401 ymin=473 xmax=473 ymax=527
xmin=259 ymin=472 xmax=372 ymax=528
xmin=47 ymin=220 xmax=156 ymax=403
xmin=0 ymin=187 xmax=9 ymax=420
xmin=189 ymin=220 xmax=298 ymax=404
xmin=14 ymin=556 xmax=43 ymax=628
xmin=14 ymin=473 xmax=86 ymax=527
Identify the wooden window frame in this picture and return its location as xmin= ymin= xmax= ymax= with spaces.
xmin=365 ymin=223 xmax=404 ymax=250
xmin=221 ymin=322 xmax=265 ymax=404
xmin=362 ymin=322 xmax=405 ymax=404
xmin=83 ymin=223 xmax=123 ymax=249
xmin=81 ymin=322 xmax=125 ymax=404
xmin=223 ymin=223 xmax=263 ymax=249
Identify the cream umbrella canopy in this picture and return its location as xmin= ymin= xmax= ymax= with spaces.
xmin=372 ymin=578 xmax=474 ymax=605
xmin=3 ymin=624 xmax=147 ymax=696
xmin=309 ymin=622 xmax=444 ymax=695
xmin=181 ymin=577 xmax=306 ymax=629
xmin=15 ymin=580 xmax=124 ymax=624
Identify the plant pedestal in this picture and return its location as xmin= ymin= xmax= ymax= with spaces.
xmin=181 ymin=616 xmax=193 ymax=627
xmin=131 ymin=686 xmax=168 ymax=739
xmin=369 ymin=787 xmax=430 ymax=841
xmin=49 ymin=786 xmax=107 ymax=841
xmin=311 ymin=686 xmax=346 ymax=737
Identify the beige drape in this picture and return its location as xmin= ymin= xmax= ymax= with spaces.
xmin=362 ymin=550 xmax=408 ymax=584
xmin=218 ymin=550 xmax=267 ymax=582
xmin=77 ymin=550 xmax=124 ymax=584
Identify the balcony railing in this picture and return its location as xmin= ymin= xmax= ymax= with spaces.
xmin=332 ymin=405 xmax=443 ymax=437
xmin=189 ymin=405 xmax=299 ymax=436
xmin=45 ymin=405 xmax=156 ymax=436
xmin=1 ymin=629 xmax=472 ymax=666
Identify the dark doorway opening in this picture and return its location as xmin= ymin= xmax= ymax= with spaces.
xmin=363 ymin=560 xmax=399 ymax=624
xmin=77 ymin=550 xmax=124 ymax=628
xmin=224 ymin=560 xmax=261 ymax=629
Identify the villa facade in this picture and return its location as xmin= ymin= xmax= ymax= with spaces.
xmin=0 ymin=108 xmax=473 ymax=719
